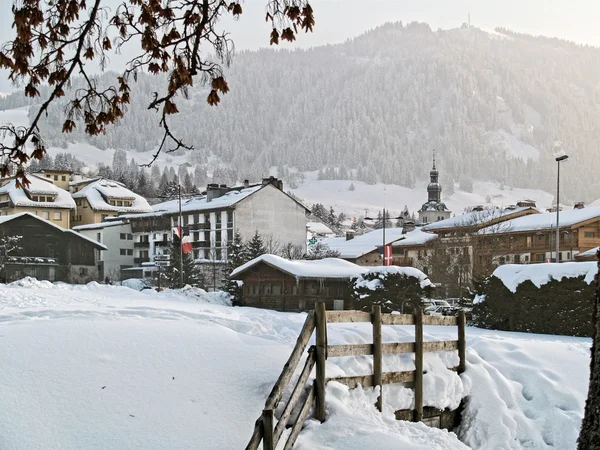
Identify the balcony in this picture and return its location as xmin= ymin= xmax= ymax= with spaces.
xmin=392 ymin=256 xmax=414 ymax=267
xmin=189 ymin=222 xmax=211 ymax=230
xmin=134 ymin=241 xmax=150 ymax=248
xmin=134 ymin=257 xmax=150 ymax=264
xmin=154 ymin=240 xmax=170 ymax=246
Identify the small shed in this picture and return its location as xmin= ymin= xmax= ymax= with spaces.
xmin=230 ymin=254 xmax=366 ymax=312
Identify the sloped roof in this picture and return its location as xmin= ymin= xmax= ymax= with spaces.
xmin=577 ymin=246 xmax=599 ymax=258
xmin=72 ymin=179 xmax=152 ymax=213
xmin=0 ymin=175 xmax=75 ymax=210
xmin=307 ymin=221 xmax=335 ymax=236
xmin=479 ymin=206 xmax=600 ymax=234
xmin=73 ymin=221 xmax=127 ymax=231
xmin=321 ymin=228 xmax=406 ymax=259
xmin=422 ymin=206 xmax=537 ymax=231
xmin=391 ymin=228 xmax=438 ymax=247
xmin=0 ymin=212 xmax=107 ymax=250
xmin=230 ymin=254 xmax=367 ymax=279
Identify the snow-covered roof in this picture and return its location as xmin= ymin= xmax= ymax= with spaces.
xmin=479 ymin=206 xmax=600 ymax=234
xmin=0 ymin=212 xmax=107 ymax=250
xmin=307 ymin=221 xmax=335 ymax=236
xmin=230 ymin=254 xmax=367 ymax=279
xmin=153 ymin=185 xmax=263 ymax=215
xmin=355 ymin=266 xmax=434 ymax=289
xmin=0 ymin=175 xmax=75 ymax=209
xmin=321 ymin=228 xmax=406 ymax=259
xmin=492 ymin=262 xmax=598 ymax=293
xmin=577 ymin=247 xmax=599 ymax=258
xmin=391 ymin=228 xmax=438 ymax=247
xmin=72 ymin=179 xmax=152 ymax=213
xmin=73 ymin=221 xmax=127 ymax=231
xmin=422 ymin=206 xmax=537 ymax=231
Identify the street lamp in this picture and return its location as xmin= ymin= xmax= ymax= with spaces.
xmin=364 ymin=208 xmax=403 ymax=265
xmin=555 ymin=154 xmax=569 ymax=263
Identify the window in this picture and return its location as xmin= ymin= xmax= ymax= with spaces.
xmin=536 ymin=253 xmax=545 ymax=262
xmin=227 ymin=211 xmax=233 ymax=227
xmin=585 ymin=231 xmax=596 ymax=238
xmin=32 ymin=196 xmax=38 ymax=202
xmin=216 ymin=230 xmax=222 ymax=244
xmin=272 ymin=285 xmax=282 ymax=295
xmin=120 ymin=249 xmax=126 ymax=256
xmin=61 ymin=175 xmax=66 ymax=181
xmin=127 ymin=234 xmax=133 ymax=240
xmin=216 ymin=213 xmax=222 ymax=226
xmin=97 ymin=232 xmax=101 ymax=243
xmin=525 ymin=255 xmax=530 ymax=262
xmin=262 ymin=285 xmax=272 ymax=295
xmin=291 ymin=285 xmax=298 ymax=295
xmin=188 ymin=214 xmax=194 ymax=225
xmin=46 ymin=174 xmax=51 ymax=178
xmin=120 ymin=233 xmax=127 ymax=240
xmin=215 ymin=249 xmax=222 ymax=260
xmin=227 ymin=229 xmax=233 ymax=242
xmin=110 ymin=201 xmax=116 ymax=206
xmin=117 ymin=201 xmax=123 ymax=207
xmin=79 ymin=267 xmax=88 ymax=276
xmin=53 ymin=212 xmax=61 ymax=220
xmin=41 ymin=211 xmax=49 ymax=219
xmin=54 ymin=175 xmax=58 ymax=180
xmin=127 ymin=249 xmax=133 ymax=256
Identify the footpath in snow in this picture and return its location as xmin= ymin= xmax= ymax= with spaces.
xmin=0 ymin=278 xmax=590 ymax=449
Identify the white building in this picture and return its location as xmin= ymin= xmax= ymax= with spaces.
xmin=73 ymin=221 xmax=135 ymax=281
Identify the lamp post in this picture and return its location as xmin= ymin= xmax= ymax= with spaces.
xmin=364 ymin=209 xmax=402 ymax=265
xmin=555 ymin=154 xmax=569 ymax=263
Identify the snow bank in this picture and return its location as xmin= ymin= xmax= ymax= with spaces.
xmin=354 ymin=265 xmax=433 ymax=291
xmin=493 ymin=262 xmax=597 ymax=293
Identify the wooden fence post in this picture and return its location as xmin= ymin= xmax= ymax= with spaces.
xmin=414 ymin=308 xmax=423 ymax=422
xmin=262 ymin=409 xmax=274 ymax=450
xmin=315 ymin=301 xmax=327 ymax=422
xmin=458 ymin=310 xmax=466 ymax=374
xmin=372 ymin=305 xmax=383 ymax=412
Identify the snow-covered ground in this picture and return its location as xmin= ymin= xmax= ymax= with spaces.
xmin=0 ymin=278 xmax=590 ymax=449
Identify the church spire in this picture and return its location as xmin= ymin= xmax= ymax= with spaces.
xmin=432 ymin=149 xmax=436 ymax=171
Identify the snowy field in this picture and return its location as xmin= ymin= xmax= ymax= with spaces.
xmin=0 ymin=279 xmax=590 ymax=449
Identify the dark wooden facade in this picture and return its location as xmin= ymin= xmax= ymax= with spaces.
xmin=0 ymin=214 xmax=104 ymax=283
xmin=236 ymin=262 xmax=355 ymax=312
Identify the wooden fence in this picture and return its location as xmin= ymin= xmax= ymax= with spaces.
xmin=246 ymin=302 xmax=466 ymax=449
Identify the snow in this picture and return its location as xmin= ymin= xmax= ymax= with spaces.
xmin=307 ymin=221 xmax=335 ymax=237
xmin=152 ymin=185 xmax=263 ymax=214
xmin=72 ymin=220 xmax=127 ymax=231
xmin=577 ymin=246 xmax=599 ymax=258
xmin=0 ymin=212 xmax=107 ymax=250
xmin=392 ymin=228 xmax=438 ymax=247
xmin=480 ymin=206 xmax=600 ymax=234
xmin=72 ymin=178 xmax=153 ymax=213
xmin=0 ymin=280 xmax=591 ymax=449
xmin=0 ymin=174 xmax=75 ymax=209
xmin=322 ymin=228 xmax=407 ymax=259
xmin=423 ymin=206 xmax=536 ymax=231
xmin=231 ymin=254 xmax=367 ymax=279
xmin=354 ymin=266 xmax=433 ymax=291
xmin=492 ymin=262 xmax=598 ymax=293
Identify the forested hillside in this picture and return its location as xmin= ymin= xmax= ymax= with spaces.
xmin=2 ymin=22 xmax=599 ymax=201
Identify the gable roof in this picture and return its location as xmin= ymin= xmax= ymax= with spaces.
xmin=0 ymin=212 xmax=107 ymax=250
xmin=479 ymin=206 xmax=600 ymax=234
xmin=72 ymin=179 xmax=152 ymax=213
xmin=391 ymin=228 xmax=438 ymax=247
xmin=0 ymin=175 xmax=75 ymax=210
xmin=230 ymin=254 xmax=367 ymax=279
xmin=321 ymin=228 xmax=406 ymax=259
xmin=422 ymin=206 xmax=538 ymax=232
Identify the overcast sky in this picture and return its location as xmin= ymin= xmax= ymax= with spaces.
xmin=2 ymin=0 xmax=600 ymax=92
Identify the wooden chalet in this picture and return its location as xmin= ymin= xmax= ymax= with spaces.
xmin=230 ymin=254 xmax=366 ymax=312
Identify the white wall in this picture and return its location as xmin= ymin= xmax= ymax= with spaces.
xmin=78 ymin=223 xmax=135 ymax=279
xmin=235 ymin=185 xmax=307 ymax=248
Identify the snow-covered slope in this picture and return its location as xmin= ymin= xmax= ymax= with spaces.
xmin=0 ymin=279 xmax=590 ymax=449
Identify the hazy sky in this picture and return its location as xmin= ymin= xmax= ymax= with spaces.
xmin=2 ymin=0 xmax=600 ymax=91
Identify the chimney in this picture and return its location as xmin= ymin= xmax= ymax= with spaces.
xmin=243 ymin=179 xmax=249 ymax=188
xmin=402 ymin=219 xmax=416 ymax=234
xmin=471 ymin=205 xmax=484 ymax=212
xmin=574 ymin=202 xmax=585 ymax=209
xmin=206 ymin=183 xmax=220 ymax=202
xmin=517 ymin=199 xmax=536 ymax=208
xmin=346 ymin=231 xmax=355 ymax=241
xmin=261 ymin=176 xmax=283 ymax=191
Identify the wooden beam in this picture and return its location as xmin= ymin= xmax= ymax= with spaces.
xmin=327 ymin=340 xmax=457 ymax=358
xmin=381 ymin=314 xmax=415 ymax=325
xmin=326 ymin=370 xmax=415 ymax=389
xmin=422 ymin=315 xmax=458 ymax=326
xmin=283 ymin=385 xmax=315 ymax=450
xmin=272 ymin=349 xmax=316 ymax=445
xmin=315 ymin=301 xmax=327 ymax=422
xmin=262 ymin=409 xmax=274 ymax=450
xmin=458 ymin=311 xmax=466 ymax=374
xmin=414 ymin=310 xmax=423 ymax=422
xmin=423 ymin=340 xmax=459 ymax=352
xmin=326 ymin=310 xmax=371 ymax=323
xmin=372 ymin=305 xmax=382 ymax=412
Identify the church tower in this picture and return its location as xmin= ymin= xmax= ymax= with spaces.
xmin=418 ymin=151 xmax=451 ymax=224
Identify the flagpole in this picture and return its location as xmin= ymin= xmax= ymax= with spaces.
xmin=178 ymin=182 xmax=183 ymax=288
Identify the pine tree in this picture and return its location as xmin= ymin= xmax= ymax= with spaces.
xmin=246 ymin=231 xmax=267 ymax=260
xmin=224 ymin=232 xmax=248 ymax=306
xmin=164 ymin=242 xmax=201 ymax=288
xmin=373 ymin=211 xmax=384 ymax=229
xmin=183 ymin=172 xmax=194 ymax=194
xmin=348 ymin=183 xmax=355 ymax=191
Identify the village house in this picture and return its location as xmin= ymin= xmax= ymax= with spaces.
xmin=0 ymin=174 xmax=75 ymax=228
xmin=70 ymin=178 xmax=153 ymax=227
xmin=230 ymin=254 xmax=366 ymax=311
xmin=36 ymin=168 xmax=72 ymax=191
xmin=0 ymin=212 xmax=106 ymax=283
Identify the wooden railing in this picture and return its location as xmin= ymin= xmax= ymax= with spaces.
xmin=246 ymin=303 xmax=466 ymax=449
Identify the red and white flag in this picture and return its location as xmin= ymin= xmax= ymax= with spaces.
xmin=172 ymin=227 xmax=193 ymax=254
xmin=383 ymin=245 xmax=393 ymax=266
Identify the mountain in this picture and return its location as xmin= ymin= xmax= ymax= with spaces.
xmin=1 ymin=22 xmax=599 ymax=203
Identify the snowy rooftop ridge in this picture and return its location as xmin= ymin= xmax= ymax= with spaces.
xmin=321 ymin=228 xmax=407 ymax=259
xmin=492 ymin=262 xmax=598 ymax=293
xmin=0 ymin=175 xmax=75 ymax=210
xmin=479 ymin=206 xmax=600 ymax=234
xmin=0 ymin=212 xmax=107 ymax=250
xmin=422 ymin=206 xmax=537 ymax=231
xmin=73 ymin=221 xmax=127 ymax=231
xmin=72 ymin=178 xmax=152 ymax=214
xmin=391 ymin=228 xmax=438 ymax=247
xmin=230 ymin=254 xmax=367 ymax=279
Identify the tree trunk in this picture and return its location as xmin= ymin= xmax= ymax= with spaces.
xmin=578 ymin=250 xmax=600 ymax=449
